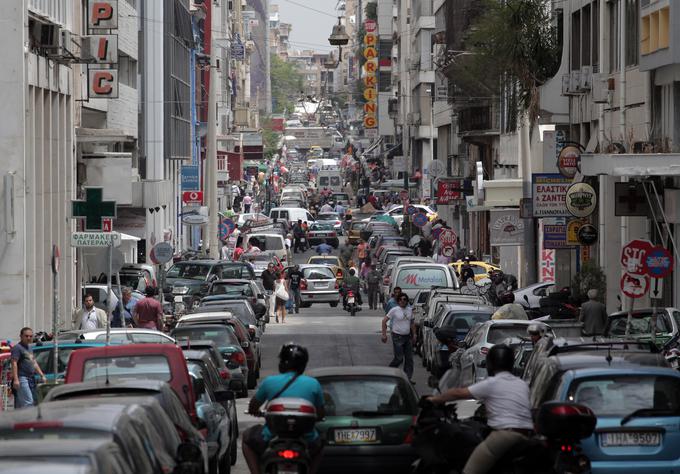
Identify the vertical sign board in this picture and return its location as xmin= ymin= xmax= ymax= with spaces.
xmin=88 ymin=0 xmax=118 ymax=29
xmin=87 ymin=1 xmax=118 ymax=99
xmin=88 ymin=69 xmax=119 ymax=99
xmin=181 ymin=165 xmax=200 ymax=191
xmin=362 ymin=20 xmax=378 ymax=132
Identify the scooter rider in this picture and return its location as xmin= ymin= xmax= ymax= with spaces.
xmin=243 ymin=343 xmax=325 ymax=474
xmin=341 ymin=268 xmax=363 ymax=308
xmin=428 ymin=344 xmax=534 ymax=474
xmin=526 ymin=322 xmax=548 ymax=345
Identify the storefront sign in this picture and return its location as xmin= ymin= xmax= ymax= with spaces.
xmin=436 ymin=179 xmax=463 ymax=204
xmin=566 ymin=182 xmax=597 ymax=218
xmin=557 ymin=145 xmax=580 ymax=178
xmin=543 ymin=218 xmax=573 ymax=249
xmin=532 ymin=174 xmax=571 ymax=217
xmin=566 ymin=219 xmax=588 ymax=245
xmin=87 ymin=1 xmax=119 ymax=99
xmin=540 ymin=249 xmax=556 ymax=283
xmin=88 ymin=0 xmax=118 ymax=29
xmin=489 ymin=210 xmax=525 ymax=246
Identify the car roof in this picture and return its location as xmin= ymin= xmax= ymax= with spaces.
xmin=441 ymin=303 xmax=495 ymax=312
xmin=247 ymin=233 xmax=283 ymax=237
xmin=44 ymin=379 xmax=169 ymax=401
xmin=179 ymin=312 xmax=235 ymax=320
xmin=566 ymin=364 xmax=677 ymax=378
xmin=212 ymin=279 xmax=252 ymax=284
xmin=0 ymin=438 xmax=120 ymax=457
xmin=551 ymin=350 xmax=669 ymax=371
xmin=307 ymin=366 xmax=410 ymax=379
xmin=0 ymin=399 xmax=133 ymax=428
xmin=609 ymin=308 xmax=676 ymax=317
xmin=173 ymin=324 xmax=233 ymax=331
xmin=183 ymin=350 xmax=212 ymax=362
xmin=396 ymin=263 xmax=450 ymax=270
xmin=482 ymin=319 xmax=541 ymax=327
xmin=177 ymin=339 xmax=217 ymax=348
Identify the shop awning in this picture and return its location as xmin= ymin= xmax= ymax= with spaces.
xmin=361 ymin=137 xmax=383 ymax=157
xmin=582 ymin=153 xmax=680 ymax=176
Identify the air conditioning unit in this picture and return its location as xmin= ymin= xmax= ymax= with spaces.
xmin=570 ymin=70 xmax=581 ymax=93
xmin=412 ymin=112 xmax=421 ymax=126
xmin=592 ymin=73 xmax=611 ymax=103
xmin=561 ymin=74 xmax=577 ymax=96
xmin=579 ymin=65 xmax=592 ymax=90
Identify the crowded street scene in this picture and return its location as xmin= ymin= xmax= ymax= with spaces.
xmin=2 ymin=0 xmax=680 ymax=473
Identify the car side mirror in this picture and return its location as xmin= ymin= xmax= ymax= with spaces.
xmin=177 ymin=442 xmax=203 ymax=463
xmin=241 ymin=341 xmax=250 ymax=349
xmin=215 ymin=389 xmax=235 ymax=403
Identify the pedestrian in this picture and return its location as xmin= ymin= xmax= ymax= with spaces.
xmin=221 ymin=240 xmax=230 ymax=260
xmin=356 ymin=240 xmax=368 ymax=264
xmin=366 ymin=264 xmax=381 ymax=310
xmin=335 ymin=202 xmax=345 ymax=218
xmin=132 ymin=286 xmax=165 ymax=331
xmin=112 ymin=287 xmax=138 ymax=328
xmin=261 ymin=263 xmax=277 ymax=319
xmin=320 ymin=201 xmax=334 ymax=213
xmin=223 ymin=205 xmax=236 ymax=218
xmin=11 ymin=327 xmax=47 ymax=408
xmin=579 ymin=289 xmax=608 ymax=336
xmin=384 ymin=287 xmax=403 ymax=313
xmin=274 ymin=272 xmax=289 ymax=323
xmin=243 ymin=194 xmax=253 ymax=213
xmin=293 ymin=219 xmax=305 ymax=253
xmin=460 ymin=258 xmax=475 ymax=285
xmin=73 ymin=294 xmax=107 ymax=330
xmin=287 ymin=264 xmax=304 ymax=314
xmin=339 ymin=243 xmax=353 ymax=268
xmin=381 ymin=294 xmax=416 ymax=382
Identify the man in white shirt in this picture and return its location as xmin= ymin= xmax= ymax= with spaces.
xmin=320 ymin=202 xmax=334 ymax=213
xmin=428 ymin=344 xmax=534 ymax=474
xmin=73 ymin=294 xmax=107 ymax=330
xmin=381 ymin=294 xmax=416 ymax=381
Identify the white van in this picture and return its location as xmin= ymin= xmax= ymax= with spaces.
xmin=269 ymin=207 xmax=315 ymax=226
xmin=317 ymin=169 xmax=343 ymax=193
xmin=391 ymin=263 xmax=459 ymax=299
xmin=243 ymin=233 xmax=291 ymax=263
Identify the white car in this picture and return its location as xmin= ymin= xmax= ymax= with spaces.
xmin=57 ymin=328 xmax=176 ymax=345
xmin=390 ymin=262 xmax=458 ymax=299
xmin=385 ymin=204 xmax=437 ymax=226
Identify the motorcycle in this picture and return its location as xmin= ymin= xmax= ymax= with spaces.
xmin=345 ymin=290 xmax=359 ymax=316
xmin=260 ymin=397 xmax=317 ymax=474
xmin=411 ymin=396 xmax=596 ymax=474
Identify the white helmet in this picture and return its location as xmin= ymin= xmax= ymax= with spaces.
xmin=527 ymin=322 xmax=547 ymax=337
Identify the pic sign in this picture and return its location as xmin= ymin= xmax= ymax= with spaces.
xmin=88 ymin=0 xmax=118 ymax=29
xmin=87 ymin=1 xmax=118 ymax=99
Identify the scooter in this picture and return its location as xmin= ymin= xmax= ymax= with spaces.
xmin=346 ymin=290 xmax=359 ymax=316
xmin=411 ymin=396 xmax=596 ymax=474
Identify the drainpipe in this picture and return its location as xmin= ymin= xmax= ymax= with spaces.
xmin=619 ymin=0 xmax=628 ymax=310
xmin=598 ymin=0 xmax=607 ymax=273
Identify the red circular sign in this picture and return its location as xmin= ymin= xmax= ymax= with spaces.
xmin=620 ymin=239 xmax=653 ymax=275
xmin=440 ymin=229 xmax=458 ymax=257
xmin=620 ymin=273 xmax=650 ymax=299
xmin=364 ymin=19 xmax=377 ymax=32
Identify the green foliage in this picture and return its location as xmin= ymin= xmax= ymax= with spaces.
xmin=571 ymin=260 xmax=607 ymax=304
xmin=465 ymin=0 xmax=560 ymax=122
xmin=365 ymin=2 xmax=377 ymax=20
xmin=270 ymin=54 xmax=303 ymax=114
xmin=261 ymin=118 xmax=281 ymax=160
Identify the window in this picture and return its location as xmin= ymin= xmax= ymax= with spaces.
xmin=571 ymin=10 xmax=581 ymax=69
xmin=118 ymin=55 xmax=137 ymax=88
xmin=83 ymin=355 xmax=172 ymax=382
xmin=607 ymin=313 xmax=672 ymax=336
xmin=641 ymin=6 xmax=670 ymax=55
xmin=593 ymin=0 xmax=600 ymax=67
xmin=626 ymin=0 xmax=640 ymax=66
xmin=609 ymin=0 xmax=620 ymax=72
xmin=488 ymin=324 xmax=537 ymax=344
xmin=320 ymin=376 xmax=418 ymax=416
xmin=302 ymin=266 xmax=335 ymax=280
xmin=172 ymin=327 xmax=239 ymax=346
xmin=582 ymin=4 xmax=591 ymax=66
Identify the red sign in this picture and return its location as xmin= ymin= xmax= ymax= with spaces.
xmin=621 ymin=239 xmax=653 ymax=275
xmin=437 ymin=179 xmax=463 ymax=204
xmin=364 ymin=19 xmax=377 ymax=32
xmin=182 ymin=191 xmax=203 ymax=205
xmin=102 ymin=218 xmax=112 ymax=233
xmin=439 ymin=229 xmax=458 ymax=257
xmin=620 ymin=273 xmax=650 ymax=299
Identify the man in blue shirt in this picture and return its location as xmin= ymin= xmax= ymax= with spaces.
xmin=316 ymin=242 xmax=333 ymax=255
xmin=243 ymin=343 xmax=325 ymax=474
xmin=112 ymin=287 xmax=139 ymax=328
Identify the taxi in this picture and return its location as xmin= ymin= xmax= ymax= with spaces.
xmin=307 ymin=255 xmax=345 ymax=284
xmin=449 ymin=260 xmax=501 ymax=283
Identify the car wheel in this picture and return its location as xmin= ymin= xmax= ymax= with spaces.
xmin=247 ymin=371 xmax=257 ymax=389
xmin=329 ymin=302 xmax=338 ymax=307
xmin=220 ymin=450 xmax=231 ymax=474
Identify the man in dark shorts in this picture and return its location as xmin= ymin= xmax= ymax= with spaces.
xmin=242 ymin=343 xmax=325 ymax=474
xmin=11 ymin=327 xmax=47 ymax=408
xmin=287 ymin=264 xmax=304 ymax=313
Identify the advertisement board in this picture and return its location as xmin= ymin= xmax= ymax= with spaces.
xmin=489 ymin=210 xmax=525 ymax=246
xmin=532 ymin=174 xmax=572 ymax=217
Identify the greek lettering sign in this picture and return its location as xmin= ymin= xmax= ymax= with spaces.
xmin=489 ymin=210 xmax=525 ymax=246
xmin=436 ymin=179 xmax=463 ymax=204
xmin=71 ymin=232 xmax=121 ymax=247
xmin=543 ymin=218 xmax=573 ymax=249
xmin=532 ymin=174 xmax=571 ymax=217
xmin=566 ymin=182 xmax=596 ymax=218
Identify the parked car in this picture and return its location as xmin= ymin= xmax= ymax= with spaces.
xmin=298 ymin=264 xmax=340 ymax=308
xmin=384 ymin=204 xmax=437 ymax=226
xmin=240 ymin=252 xmax=282 ymax=277
xmin=177 ymin=313 xmax=261 ymax=390
xmin=309 ymin=366 xmax=418 ymax=474
xmin=56 ymin=328 xmax=176 ymax=345
xmin=347 ymin=221 xmax=367 ymax=245
xmin=177 ymin=339 xmax=242 ymax=393
xmin=457 ymin=320 xmax=553 ymax=385
xmin=198 ymin=299 xmax=264 ymax=335
xmin=268 ymin=207 xmax=315 ymax=226
xmin=307 ymin=222 xmax=340 ymax=248
xmin=201 ymin=278 xmax=263 ymax=309
xmin=390 ymin=263 xmax=459 ymax=299
xmin=164 ymin=260 xmax=256 ymax=310
xmin=315 ymin=212 xmax=343 ymax=234
xmin=33 ymin=342 xmax=105 ymax=382
xmin=514 ymin=282 xmax=557 ymax=310
xmin=378 ymin=248 xmax=415 ymax=273
xmin=242 ymin=233 xmax=291 ymax=264
xmin=604 ymin=308 xmax=680 ymax=346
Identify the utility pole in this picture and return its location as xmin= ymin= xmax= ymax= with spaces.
xmin=206 ymin=10 xmax=219 ymax=259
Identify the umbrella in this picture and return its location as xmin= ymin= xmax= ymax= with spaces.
xmin=375 ymin=214 xmax=397 ymax=226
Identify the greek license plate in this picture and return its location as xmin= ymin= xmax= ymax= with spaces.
xmin=334 ymin=428 xmax=378 ymax=444
xmin=174 ymin=296 xmax=184 ymax=303
xmin=601 ymin=431 xmax=661 ymax=447
xmin=276 ymin=464 xmax=298 ymax=474
xmin=348 ymin=297 xmax=355 ymax=304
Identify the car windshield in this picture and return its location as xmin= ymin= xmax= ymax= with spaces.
xmin=117 ymin=273 xmax=146 ymax=291
xmin=167 ymin=263 xmax=211 ymax=280
xmin=396 ymin=268 xmax=448 ymax=289
xmin=487 ymin=324 xmax=534 ymax=344
xmin=209 ymin=303 xmax=256 ymax=325
xmin=311 ymin=223 xmax=333 ymax=231
xmin=248 ymin=236 xmax=283 ymax=251
xmin=442 ymin=312 xmax=493 ymax=331
xmin=317 ymin=213 xmax=339 ymax=221
xmin=209 ymin=282 xmax=253 ymax=296
xmin=333 ymin=193 xmax=349 ymax=201
xmin=608 ymin=313 xmax=673 ymax=336
xmin=303 ymin=267 xmax=335 ymax=280
xmin=309 ymin=258 xmax=339 ymax=266
xmin=350 ymin=222 xmax=366 ymax=230
xmin=320 ymin=376 xmax=417 ymax=416
xmin=568 ymin=375 xmax=680 ymax=417
xmin=82 ymin=355 xmax=171 ymax=382
xmin=172 ymin=327 xmax=239 ymax=345
xmin=220 ymin=265 xmax=252 ymax=279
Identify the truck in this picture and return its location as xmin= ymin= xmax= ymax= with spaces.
xmin=284 ymin=126 xmax=343 ymax=151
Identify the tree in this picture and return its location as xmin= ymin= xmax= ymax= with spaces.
xmin=270 ymin=54 xmax=303 ymax=114
xmin=261 ymin=117 xmax=280 ymax=160
xmin=571 ymin=261 xmax=607 ymax=304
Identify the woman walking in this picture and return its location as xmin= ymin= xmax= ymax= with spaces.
xmin=274 ymin=271 xmax=290 ymax=323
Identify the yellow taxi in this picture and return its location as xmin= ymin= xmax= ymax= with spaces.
xmin=307 ymin=255 xmax=345 ymax=283
xmin=450 ymin=260 xmax=501 ymax=282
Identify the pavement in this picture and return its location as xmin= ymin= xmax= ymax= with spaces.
xmin=231 ymin=239 xmax=477 ymax=473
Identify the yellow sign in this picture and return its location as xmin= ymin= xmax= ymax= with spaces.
xmin=363 ymin=115 xmax=377 ymax=128
xmin=363 ymin=59 xmax=378 ymax=74
xmin=363 ymin=46 xmax=377 ymax=60
xmin=567 ymin=218 xmax=588 ymax=245
xmin=364 ymin=33 xmax=378 ymax=46
xmin=363 ymin=102 xmax=377 ymax=115
xmin=363 ymin=75 xmax=377 ymax=88
xmin=363 ymin=87 xmax=377 ymax=101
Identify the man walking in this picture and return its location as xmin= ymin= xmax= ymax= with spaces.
xmin=381 ymin=294 xmax=416 ymax=382
xmin=133 ymin=286 xmax=165 ymax=331
xmin=293 ymin=220 xmax=306 ymax=254
xmin=366 ymin=264 xmax=381 ymax=310
xmin=580 ymin=289 xmax=608 ymax=336
xmin=287 ymin=264 xmax=304 ymax=313
xmin=261 ymin=263 xmax=277 ymax=319
xmin=11 ymin=327 xmax=47 ymax=408
xmin=243 ymin=194 xmax=253 ymax=213
xmin=112 ymin=287 xmax=138 ymax=328
xmin=383 ymin=286 xmax=403 ymax=313
xmin=74 ymin=294 xmax=107 ymax=330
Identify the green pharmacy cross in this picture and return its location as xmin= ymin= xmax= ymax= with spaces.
xmin=71 ymin=187 xmax=117 ymax=231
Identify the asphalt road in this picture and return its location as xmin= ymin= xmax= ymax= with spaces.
xmin=231 ymin=240 xmax=433 ymax=473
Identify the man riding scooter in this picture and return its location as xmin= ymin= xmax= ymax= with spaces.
xmin=340 ymin=268 xmax=363 ymax=309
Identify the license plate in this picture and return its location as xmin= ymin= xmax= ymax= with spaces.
xmin=348 ymin=297 xmax=355 ymax=304
xmin=601 ymin=431 xmax=661 ymax=447
xmin=174 ymin=296 xmax=184 ymax=303
xmin=334 ymin=428 xmax=378 ymax=444
xmin=314 ymin=282 xmax=327 ymax=289
xmin=276 ymin=465 xmax=298 ymax=474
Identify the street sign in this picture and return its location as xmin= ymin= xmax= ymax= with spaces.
xmin=412 ymin=213 xmax=428 ymax=227
xmin=436 ymin=179 xmax=463 ymax=204
xmin=364 ymin=19 xmax=377 ymax=32
xmin=72 ymin=187 xmax=117 ymax=231
xmin=577 ymin=224 xmax=598 ymax=246
xmin=651 ymin=278 xmax=664 ymax=300
xmin=621 ymin=239 xmax=653 ymax=275
xmin=557 ymin=145 xmax=581 ymax=178
xmin=620 ymin=272 xmax=650 ymax=299
xmin=407 ymin=205 xmax=417 ymax=215
xmin=182 ymin=191 xmax=203 ymax=205
xmin=150 ymin=242 xmax=174 ymax=265
xmin=71 ymin=232 xmax=121 ymax=247
xmin=644 ymin=246 xmax=674 ymax=279
xmin=565 ymin=182 xmax=597 ymax=218
xmin=219 ymin=218 xmax=235 ymax=240
xmin=429 ymin=160 xmax=446 ymax=178
xmin=440 ymin=229 xmax=457 ymax=257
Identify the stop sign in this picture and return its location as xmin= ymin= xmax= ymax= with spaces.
xmin=621 ymin=239 xmax=653 ymax=275
xmin=440 ymin=229 xmax=458 ymax=257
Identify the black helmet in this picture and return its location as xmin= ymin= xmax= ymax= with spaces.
xmin=499 ymin=291 xmax=515 ymax=304
xmin=486 ymin=344 xmax=515 ymax=376
xmin=278 ymin=343 xmax=309 ymax=374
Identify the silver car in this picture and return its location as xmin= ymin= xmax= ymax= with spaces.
xmin=458 ymin=320 xmax=553 ymax=385
xmin=299 ymin=264 xmax=340 ymax=308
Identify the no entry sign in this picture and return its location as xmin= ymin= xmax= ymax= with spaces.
xmin=644 ymin=246 xmax=673 ymax=279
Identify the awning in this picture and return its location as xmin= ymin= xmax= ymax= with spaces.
xmin=582 ymin=153 xmax=680 ymax=176
xmin=383 ymin=142 xmax=402 ymax=159
xmin=361 ymin=137 xmax=383 ymax=157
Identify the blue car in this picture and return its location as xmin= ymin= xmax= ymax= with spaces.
xmin=33 ymin=342 xmax=106 ymax=382
xmin=533 ymin=358 xmax=680 ymax=473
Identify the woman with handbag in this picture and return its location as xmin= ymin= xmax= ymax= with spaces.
xmin=274 ymin=272 xmax=290 ymax=323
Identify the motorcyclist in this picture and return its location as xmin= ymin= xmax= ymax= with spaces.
xmin=429 ymin=344 xmax=534 ymax=474
xmin=526 ymin=322 xmax=548 ymax=345
xmin=491 ymin=291 xmax=528 ymax=320
xmin=243 ymin=343 xmax=325 ymax=474
xmin=341 ymin=268 xmax=363 ymax=309
xmin=487 ymin=270 xmax=508 ymax=306
xmin=460 ymin=257 xmax=475 ymax=285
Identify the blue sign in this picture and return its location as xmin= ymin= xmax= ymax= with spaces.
xmin=412 ymin=213 xmax=428 ymax=227
xmin=181 ymin=165 xmax=200 ymax=191
xmin=543 ymin=218 xmax=573 ymax=249
xmin=219 ymin=218 xmax=236 ymax=240
xmin=231 ymin=34 xmax=245 ymax=60
xmin=645 ymin=247 xmax=673 ymax=279
xmin=407 ymin=205 xmax=418 ymax=215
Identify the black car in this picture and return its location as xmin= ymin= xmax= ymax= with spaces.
xmin=164 ymin=260 xmax=256 ymax=309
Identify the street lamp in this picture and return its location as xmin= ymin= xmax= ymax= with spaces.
xmin=328 ymin=17 xmax=350 ymax=61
